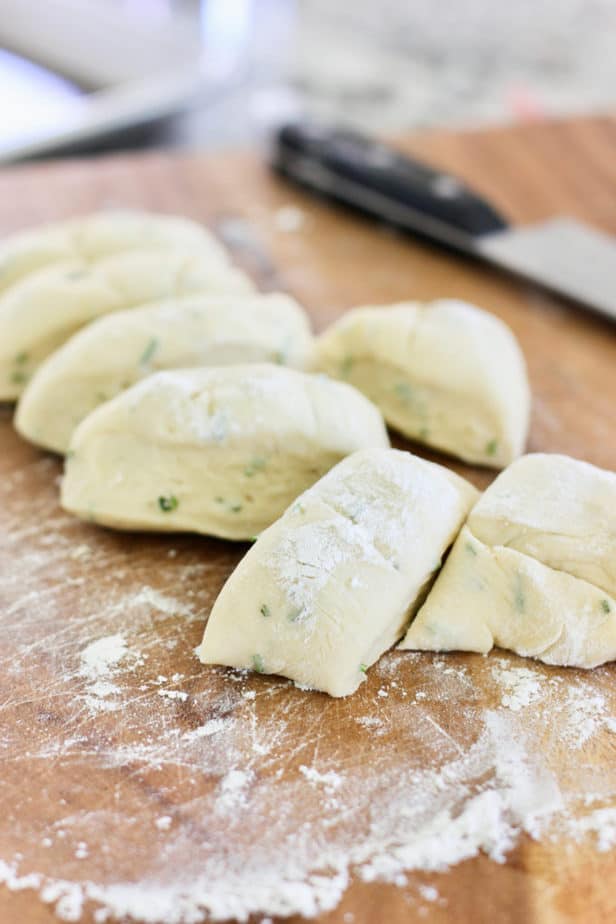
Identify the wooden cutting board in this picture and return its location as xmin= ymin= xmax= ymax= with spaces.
xmin=1 ymin=116 xmax=615 ymax=924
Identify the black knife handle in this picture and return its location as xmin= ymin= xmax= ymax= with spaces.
xmin=273 ymin=122 xmax=508 ymax=252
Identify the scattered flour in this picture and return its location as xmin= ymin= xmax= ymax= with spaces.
xmin=79 ymin=635 xmax=128 ymax=680
xmin=299 ymin=766 xmax=344 ymax=792
xmin=570 ymin=808 xmax=616 ymax=852
xmin=1 ymin=448 xmax=615 ymax=924
xmin=490 ymin=660 xmax=543 ymax=712
xmin=274 ymin=205 xmax=306 ymax=233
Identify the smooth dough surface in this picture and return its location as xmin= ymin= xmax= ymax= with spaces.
xmin=61 ymin=365 xmax=390 ymax=540
xmin=197 ymin=448 xmax=478 ymax=696
xmin=0 ymin=209 xmax=229 ymax=294
xmin=317 ymin=299 xmax=530 ymax=468
xmin=0 ymin=250 xmax=253 ymax=400
xmin=401 ymin=454 xmax=616 ymax=668
xmin=15 ymin=292 xmax=314 ymax=454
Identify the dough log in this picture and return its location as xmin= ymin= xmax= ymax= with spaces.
xmin=15 ymin=292 xmax=314 ymax=454
xmin=317 ymin=299 xmax=530 ymax=468
xmin=197 ymin=448 xmax=478 ymax=696
xmin=401 ymin=454 xmax=616 ymax=668
xmin=61 ymin=365 xmax=390 ymax=540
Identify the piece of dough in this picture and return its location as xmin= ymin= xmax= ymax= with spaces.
xmin=317 ymin=299 xmax=530 ymax=468
xmin=0 ymin=209 xmax=229 ymax=294
xmin=401 ymin=454 xmax=616 ymax=667
xmin=0 ymin=251 xmax=253 ymax=400
xmin=61 ymin=365 xmax=390 ymax=540
xmin=15 ymin=293 xmax=315 ymax=454
xmin=197 ymin=448 xmax=478 ymax=696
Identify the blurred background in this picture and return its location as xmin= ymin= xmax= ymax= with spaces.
xmin=1 ymin=0 xmax=615 ymax=161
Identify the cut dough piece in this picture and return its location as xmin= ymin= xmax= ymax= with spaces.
xmin=401 ymin=454 xmax=616 ymax=668
xmin=401 ymin=526 xmax=616 ymax=668
xmin=61 ymin=365 xmax=390 ymax=540
xmin=15 ymin=292 xmax=314 ymax=454
xmin=0 ymin=209 xmax=229 ymax=294
xmin=197 ymin=448 xmax=478 ymax=696
xmin=0 ymin=251 xmax=253 ymax=400
xmin=467 ymin=453 xmax=616 ymax=597
xmin=317 ymin=299 xmax=530 ymax=468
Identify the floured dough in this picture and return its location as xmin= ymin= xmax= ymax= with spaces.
xmin=401 ymin=454 xmax=616 ymax=667
xmin=197 ymin=448 xmax=478 ymax=696
xmin=15 ymin=292 xmax=314 ymax=454
xmin=0 ymin=250 xmax=253 ymax=400
xmin=61 ymin=365 xmax=390 ymax=540
xmin=0 ymin=209 xmax=229 ymax=294
xmin=317 ymin=299 xmax=530 ymax=468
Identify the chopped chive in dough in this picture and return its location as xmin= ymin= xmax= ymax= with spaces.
xmin=158 ymin=495 xmax=179 ymax=513
xmin=513 ymin=573 xmax=525 ymax=612
xmin=252 ymin=654 xmax=265 ymax=673
xmin=139 ymin=337 xmax=159 ymax=366
xmin=465 ymin=542 xmax=478 ymax=556
xmin=260 ymin=604 xmax=271 ymax=618
xmin=359 ymin=663 xmax=368 ymax=674
xmin=249 ymin=535 xmax=259 ymax=543
xmin=485 ymin=438 xmax=498 ymax=457
xmin=340 ymin=355 xmax=355 ymax=377
xmin=601 ymin=599 xmax=612 ymax=614
xmin=394 ymin=382 xmax=413 ymax=402
xmin=244 ymin=457 xmax=266 ymax=477
xmin=292 ymin=501 xmax=306 ymax=515
xmin=10 ymin=370 xmax=28 ymax=385
xmin=15 ymin=351 xmax=28 ymax=365
xmin=229 ymin=503 xmax=243 ymax=513
xmin=287 ymin=608 xmax=303 ymax=623
xmin=215 ymin=496 xmax=225 ymax=504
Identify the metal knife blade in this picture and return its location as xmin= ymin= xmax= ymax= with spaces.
xmin=272 ymin=122 xmax=616 ymax=323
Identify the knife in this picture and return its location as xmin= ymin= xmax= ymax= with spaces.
xmin=271 ymin=122 xmax=616 ymax=323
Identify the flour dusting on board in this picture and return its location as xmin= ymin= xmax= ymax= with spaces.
xmin=1 ymin=432 xmax=616 ymax=924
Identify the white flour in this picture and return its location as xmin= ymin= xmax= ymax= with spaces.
xmin=1 ymin=438 xmax=616 ymax=924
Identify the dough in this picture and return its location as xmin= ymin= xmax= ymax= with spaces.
xmin=0 ymin=251 xmax=253 ymax=400
xmin=317 ymin=299 xmax=530 ymax=468
xmin=61 ymin=365 xmax=390 ymax=540
xmin=15 ymin=292 xmax=314 ymax=454
xmin=401 ymin=454 xmax=616 ymax=667
xmin=197 ymin=448 xmax=478 ymax=696
xmin=0 ymin=209 xmax=229 ymax=294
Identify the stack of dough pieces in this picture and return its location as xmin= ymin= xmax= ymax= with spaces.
xmin=0 ymin=210 xmax=253 ymax=400
xmin=15 ymin=292 xmax=314 ymax=454
xmin=61 ymin=365 xmax=390 ymax=540
xmin=198 ymin=448 xmax=478 ymax=695
xmin=317 ymin=299 xmax=530 ymax=468
xmin=401 ymin=454 xmax=616 ymax=668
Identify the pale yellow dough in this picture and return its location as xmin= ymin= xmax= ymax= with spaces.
xmin=61 ymin=365 xmax=390 ymax=540
xmin=401 ymin=454 xmax=616 ymax=668
xmin=0 ymin=209 xmax=229 ymax=294
xmin=0 ymin=250 xmax=252 ymax=400
xmin=197 ymin=448 xmax=478 ymax=696
xmin=15 ymin=293 xmax=314 ymax=454
xmin=317 ymin=299 xmax=530 ymax=468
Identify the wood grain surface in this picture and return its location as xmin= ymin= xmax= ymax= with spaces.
xmin=1 ymin=115 xmax=615 ymax=924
